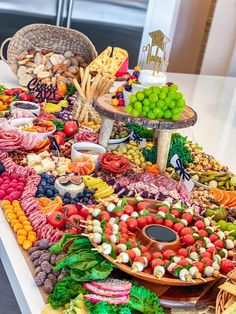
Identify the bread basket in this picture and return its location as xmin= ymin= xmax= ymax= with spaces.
xmin=0 ymin=23 xmax=97 ymax=77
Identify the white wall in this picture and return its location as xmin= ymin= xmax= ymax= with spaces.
xmin=168 ymin=0 xmax=213 ymax=74
xmin=201 ymin=0 xmax=236 ymax=76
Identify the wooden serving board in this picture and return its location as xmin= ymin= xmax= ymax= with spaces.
xmin=93 ymin=94 xmax=197 ymax=130
xmin=90 ymin=198 xmax=216 ymax=287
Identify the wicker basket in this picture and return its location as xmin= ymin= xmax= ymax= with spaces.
xmin=0 ymin=23 xmax=97 ymax=77
xmin=216 ymin=269 xmax=236 ymax=314
xmin=216 ymin=279 xmax=231 ymax=314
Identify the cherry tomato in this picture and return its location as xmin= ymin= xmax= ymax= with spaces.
xmin=47 ymin=211 xmax=66 ymax=229
xmin=99 ymin=211 xmax=110 ymax=222
xmin=63 ymin=204 xmax=78 ymax=217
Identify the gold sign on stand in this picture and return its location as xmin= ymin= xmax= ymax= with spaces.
xmin=142 ymin=30 xmax=170 ymax=75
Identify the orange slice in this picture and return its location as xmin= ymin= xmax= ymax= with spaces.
xmin=38 ymin=197 xmax=51 ymax=207
xmin=40 ymin=196 xmax=63 ymax=214
xmin=210 ymin=188 xmax=224 ymax=202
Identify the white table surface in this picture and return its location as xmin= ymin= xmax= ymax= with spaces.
xmin=0 ymin=60 xmax=236 ymax=313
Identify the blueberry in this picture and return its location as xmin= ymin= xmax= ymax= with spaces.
xmin=89 ymin=190 xmax=95 ymax=195
xmin=83 ymin=198 xmax=89 ymax=203
xmin=70 ymin=200 xmax=76 ymax=204
xmin=46 ymin=190 xmax=53 ymax=197
xmin=64 ymin=192 xmax=72 ymax=198
xmin=40 ymin=181 xmax=47 ymax=187
xmin=47 ymin=178 xmax=55 ymax=184
xmin=77 ymin=192 xmax=83 ymax=198
xmin=84 ymin=193 xmax=91 ymax=198
xmin=37 ymin=194 xmax=44 ymax=198
xmin=64 ymin=198 xmax=70 ymax=204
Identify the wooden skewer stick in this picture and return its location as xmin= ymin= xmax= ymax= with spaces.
xmin=73 ymin=78 xmax=86 ymax=100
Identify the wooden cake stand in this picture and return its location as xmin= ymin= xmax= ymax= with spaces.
xmin=93 ymin=95 xmax=198 ymax=172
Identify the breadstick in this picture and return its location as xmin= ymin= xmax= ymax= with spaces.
xmin=79 ymin=67 xmax=84 ymax=81
xmin=81 ymin=67 xmax=90 ymax=94
xmin=88 ymin=73 xmax=102 ymax=100
xmin=94 ymin=76 xmax=107 ymax=98
xmin=86 ymin=74 xmax=91 ymax=98
xmin=73 ymin=78 xmax=86 ymax=100
xmin=100 ymin=78 xmax=115 ymax=95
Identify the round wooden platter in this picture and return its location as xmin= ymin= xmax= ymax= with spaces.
xmin=93 ymin=94 xmax=198 ymax=130
xmin=90 ymin=198 xmax=216 ymax=287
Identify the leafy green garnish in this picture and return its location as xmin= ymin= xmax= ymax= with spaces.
xmin=48 ymin=277 xmax=87 ymax=309
xmin=128 ymin=285 xmax=164 ymax=314
xmin=65 ymin=83 xmax=77 ymax=97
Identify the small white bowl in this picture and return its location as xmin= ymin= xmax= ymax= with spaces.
xmin=108 ymin=131 xmax=132 ymax=144
xmin=71 ymin=142 xmax=106 ymax=168
xmin=10 ymin=101 xmax=40 ymax=116
xmin=10 ymin=118 xmax=55 ymax=139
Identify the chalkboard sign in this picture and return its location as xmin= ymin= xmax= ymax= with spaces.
xmin=27 ymin=78 xmax=58 ymax=101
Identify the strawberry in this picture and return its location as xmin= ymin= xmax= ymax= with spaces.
xmin=193 ymin=261 xmax=205 ymax=273
xmin=198 ymin=229 xmax=208 ymax=237
xmin=146 ymin=215 xmax=154 ymax=225
xmin=152 ymin=252 xmax=163 ymax=259
xmin=220 ymin=259 xmax=234 ymax=274
xmin=182 ymin=234 xmax=195 ymax=246
xmin=174 ymin=222 xmax=185 ymax=233
xmin=137 ymin=217 xmax=147 ymax=229
xmin=164 ymin=219 xmax=174 ymax=228
xmin=201 ymin=257 xmax=213 ymax=266
xmin=178 ymin=259 xmax=190 ymax=267
xmin=136 ymin=201 xmax=149 ymax=212
xmin=151 ymin=259 xmax=165 ymax=270
xmin=181 ymin=212 xmax=193 ymax=224
xmin=180 ymin=227 xmax=193 ymax=237
xmin=214 ymin=240 xmax=224 ymax=248
xmin=157 ymin=205 xmax=169 ymax=213
xmin=195 ymin=240 xmax=204 ymax=248
xmin=194 ymin=220 xmax=205 ymax=230
xmin=177 ymin=248 xmax=188 ymax=257
xmin=163 ymin=249 xmax=176 ymax=259
xmin=140 ymin=245 xmax=148 ymax=253
xmin=171 ymin=209 xmax=181 ymax=218
xmin=207 ymin=247 xmax=217 ymax=255
xmin=153 ymin=217 xmax=164 ymax=224
xmin=209 ymin=234 xmax=219 ymax=243
xmin=200 ymin=251 xmax=212 ymax=259
xmin=143 ymin=252 xmax=152 ymax=263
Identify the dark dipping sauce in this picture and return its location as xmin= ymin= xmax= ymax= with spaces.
xmin=145 ymin=225 xmax=177 ymax=243
xmin=13 ymin=102 xmax=38 ymax=110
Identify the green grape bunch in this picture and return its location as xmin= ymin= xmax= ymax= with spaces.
xmin=125 ymin=84 xmax=186 ymax=122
